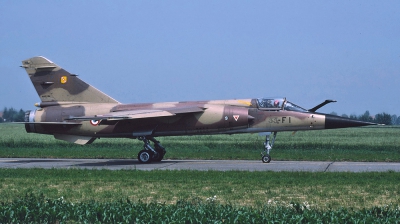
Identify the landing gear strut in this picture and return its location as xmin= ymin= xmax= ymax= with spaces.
xmin=137 ymin=136 xmax=166 ymax=163
xmin=261 ymin=132 xmax=277 ymax=163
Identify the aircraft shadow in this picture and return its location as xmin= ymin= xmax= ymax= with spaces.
xmin=76 ymin=160 xmax=141 ymax=167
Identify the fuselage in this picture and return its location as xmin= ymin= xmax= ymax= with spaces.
xmin=25 ymin=98 xmax=329 ymax=139
xmin=20 ymin=56 xmax=377 ymax=162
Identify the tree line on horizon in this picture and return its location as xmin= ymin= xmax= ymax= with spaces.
xmin=0 ymin=107 xmax=25 ymax=122
xmin=0 ymin=107 xmax=398 ymax=125
xmin=331 ymin=110 xmax=396 ymax=125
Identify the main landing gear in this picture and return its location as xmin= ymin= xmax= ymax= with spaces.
xmin=261 ymin=132 xmax=277 ymax=163
xmin=137 ymin=136 xmax=166 ymax=163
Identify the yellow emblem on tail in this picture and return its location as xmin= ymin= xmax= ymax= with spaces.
xmin=61 ymin=76 xmax=67 ymax=84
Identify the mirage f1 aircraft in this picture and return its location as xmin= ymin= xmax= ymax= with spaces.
xmin=21 ymin=56 xmax=376 ymax=163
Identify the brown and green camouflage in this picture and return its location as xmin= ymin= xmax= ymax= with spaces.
xmin=21 ymin=56 xmax=376 ymax=162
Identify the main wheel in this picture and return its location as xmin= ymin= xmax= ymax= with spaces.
xmin=262 ymin=155 xmax=271 ymax=163
xmin=152 ymin=152 xmax=163 ymax=162
xmin=138 ymin=150 xmax=153 ymax=163
xmin=152 ymin=145 xmax=166 ymax=162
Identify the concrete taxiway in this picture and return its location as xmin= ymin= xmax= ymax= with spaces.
xmin=1 ymin=158 xmax=400 ymax=172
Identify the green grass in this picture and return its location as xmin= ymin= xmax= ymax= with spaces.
xmin=1 ymin=124 xmax=400 ymax=222
xmin=1 ymin=124 xmax=399 ymax=161
xmin=2 ymin=193 xmax=400 ymax=223
xmin=1 ymin=169 xmax=400 ymax=209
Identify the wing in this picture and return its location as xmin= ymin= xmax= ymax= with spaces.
xmin=65 ymin=106 xmax=205 ymax=121
xmin=16 ymin=122 xmax=82 ymax=125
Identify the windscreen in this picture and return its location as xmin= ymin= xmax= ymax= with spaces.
xmin=284 ymin=101 xmax=308 ymax=112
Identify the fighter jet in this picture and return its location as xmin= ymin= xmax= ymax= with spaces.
xmin=21 ymin=56 xmax=376 ymax=163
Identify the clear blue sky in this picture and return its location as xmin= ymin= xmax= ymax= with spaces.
xmin=1 ymin=1 xmax=399 ymax=116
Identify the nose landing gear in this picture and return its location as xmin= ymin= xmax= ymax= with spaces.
xmin=261 ymin=132 xmax=277 ymax=163
xmin=137 ymin=136 xmax=166 ymax=163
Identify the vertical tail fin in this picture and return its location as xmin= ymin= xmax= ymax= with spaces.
xmin=21 ymin=56 xmax=119 ymax=104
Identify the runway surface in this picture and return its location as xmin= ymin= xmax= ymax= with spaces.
xmin=1 ymin=158 xmax=400 ymax=172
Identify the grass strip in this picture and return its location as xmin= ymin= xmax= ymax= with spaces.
xmin=1 ymin=193 xmax=400 ymax=223
xmin=1 ymin=169 xmax=400 ymax=209
xmin=1 ymin=124 xmax=400 ymax=161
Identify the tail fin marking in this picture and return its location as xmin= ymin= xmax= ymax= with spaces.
xmin=22 ymin=56 xmax=119 ymax=104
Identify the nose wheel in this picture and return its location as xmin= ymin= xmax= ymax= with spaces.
xmin=262 ymin=155 xmax=271 ymax=163
xmin=261 ymin=132 xmax=277 ymax=163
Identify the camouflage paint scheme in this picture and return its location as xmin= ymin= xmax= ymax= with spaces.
xmin=21 ymin=56 xmax=375 ymax=163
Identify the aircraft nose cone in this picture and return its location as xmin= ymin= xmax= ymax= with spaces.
xmin=325 ymin=115 xmax=377 ymax=129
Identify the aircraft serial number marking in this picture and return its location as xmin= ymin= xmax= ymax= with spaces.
xmin=269 ymin=117 xmax=291 ymax=124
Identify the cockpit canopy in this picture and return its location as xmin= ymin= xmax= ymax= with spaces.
xmin=256 ymin=97 xmax=308 ymax=112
